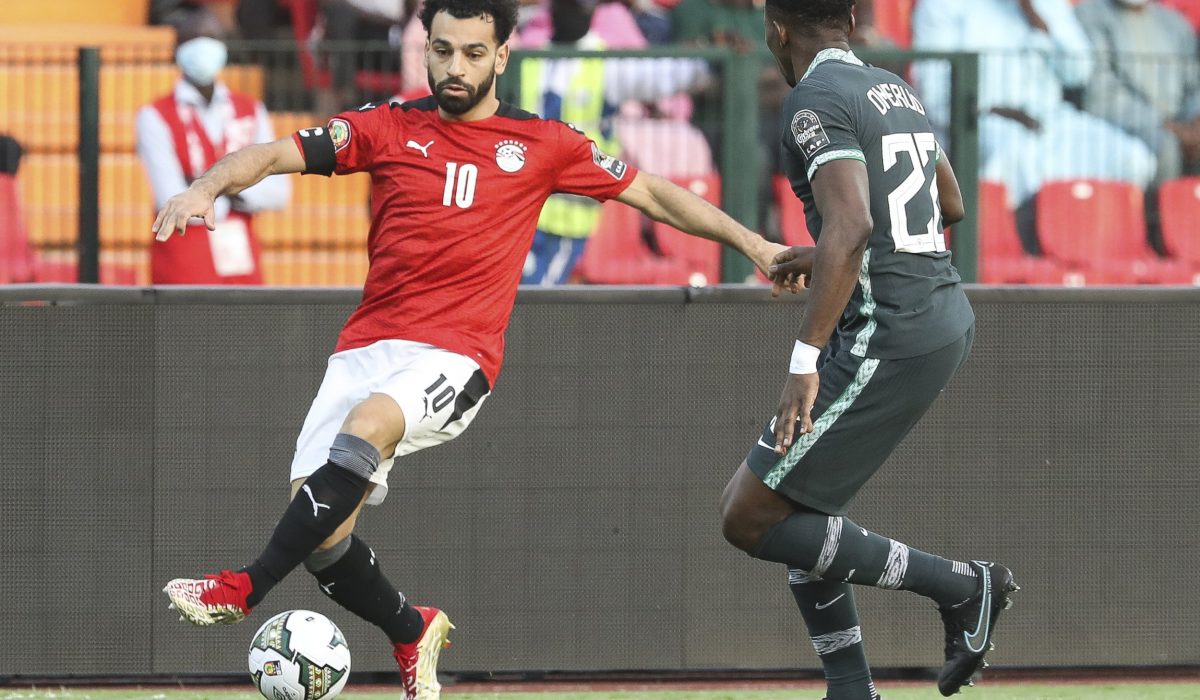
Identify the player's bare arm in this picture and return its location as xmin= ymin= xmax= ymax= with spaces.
xmin=936 ymin=148 xmax=965 ymax=225
xmin=769 ymin=158 xmax=871 ymax=453
xmin=615 ymin=171 xmax=787 ymax=275
xmin=153 ymin=137 xmax=306 ymax=241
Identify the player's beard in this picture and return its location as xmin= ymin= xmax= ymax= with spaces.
xmin=428 ymin=67 xmax=496 ymax=116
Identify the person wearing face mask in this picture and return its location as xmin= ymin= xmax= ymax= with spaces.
xmin=1075 ymin=0 xmax=1200 ymax=186
xmin=136 ymin=6 xmax=290 ymax=284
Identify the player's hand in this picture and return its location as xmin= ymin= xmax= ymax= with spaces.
xmin=773 ymin=371 xmax=819 ymax=455
xmin=153 ymin=187 xmax=217 ymax=242
xmin=768 ymin=246 xmax=815 ymax=297
xmin=751 ymin=241 xmax=790 ymax=279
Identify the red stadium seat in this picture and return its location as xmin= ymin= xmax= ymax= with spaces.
xmin=1036 ymin=179 xmax=1193 ymax=284
xmin=575 ymin=200 xmax=694 ymax=284
xmin=773 ymin=175 xmax=816 ymax=248
xmin=978 ymin=180 xmax=1080 ymax=285
xmin=0 ymin=173 xmax=36 ymax=283
xmin=868 ymin=0 xmax=915 ymax=48
xmin=652 ymin=174 xmax=722 ymax=285
xmin=279 ymin=0 xmax=404 ymax=94
xmin=1158 ymin=177 xmax=1200 ymax=280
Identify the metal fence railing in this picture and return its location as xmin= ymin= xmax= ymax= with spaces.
xmin=0 ymin=40 xmax=986 ymax=286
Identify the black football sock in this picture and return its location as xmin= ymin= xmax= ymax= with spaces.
xmin=306 ymin=535 xmax=425 ymax=645
xmin=242 ymin=433 xmax=379 ymax=608
xmin=754 ymin=508 xmax=980 ymax=608
xmin=787 ymin=570 xmax=877 ymax=700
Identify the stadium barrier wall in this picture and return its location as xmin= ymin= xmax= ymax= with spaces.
xmin=2 ymin=285 xmax=1198 ymax=676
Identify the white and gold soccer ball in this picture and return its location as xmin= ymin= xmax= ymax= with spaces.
xmin=248 ymin=610 xmax=351 ymax=700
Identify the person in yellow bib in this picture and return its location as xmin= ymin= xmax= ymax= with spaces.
xmin=519 ymin=0 xmax=709 ymax=285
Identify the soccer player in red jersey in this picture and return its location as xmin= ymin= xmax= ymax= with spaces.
xmin=156 ymin=0 xmax=785 ymax=696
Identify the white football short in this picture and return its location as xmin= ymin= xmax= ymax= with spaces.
xmin=290 ymin=338 xmax=490 ymax=505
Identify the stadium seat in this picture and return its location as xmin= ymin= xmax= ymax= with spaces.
xmin=576 ymin=200 xmax=694 ymax=284
xmin=34 ymin=249 xmax=143 ymax=285
xmin=978 ymin=180 xmax=1080 ymax=285
xmin=256 ymin=172 xmax=371 ymax=249
xmin=0 ymin=0 xmax=151 ymax=26
xmin=1158 ymin=177 xmax=1200 ymax=281
xmin=616 ymin=117 xmax=713 ymax=177
xmin=869 ymin=0 xmax=914 ymax=48
xmin=1036 ymin=179 xmax=1194 ymax=284
xmin=0 ymin=173 xmax=37 ymax=283
xmin=280 ymin=0 xmax=405 ymax=94
xmin=652 ymin=174 xmax=723 ymax=285
xmin=0 ymin=25 xmax=173 ymax=64
xmin=773 ymin=175 xmax=816 ymax=248
xmin=262 ymin=249 xmax=368 ymax=286
xmin=0 ymin=62 xmax=265 ymax=153
xmin=22 ymin=153 xmax=158 ymax=249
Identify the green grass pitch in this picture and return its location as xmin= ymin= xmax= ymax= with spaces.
xmin=6 ymin=686 xmax=1200 ymax=700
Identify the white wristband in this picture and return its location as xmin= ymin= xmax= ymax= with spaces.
xmin=789 ymin=341 xmax=821 ymax=375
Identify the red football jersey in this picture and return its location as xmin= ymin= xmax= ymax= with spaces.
xmin=292 ymin=97 xmax=637 ymax=386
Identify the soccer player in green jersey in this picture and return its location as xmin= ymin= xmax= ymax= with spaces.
xmin=718 ymin=1 xmax=1018 ymax=698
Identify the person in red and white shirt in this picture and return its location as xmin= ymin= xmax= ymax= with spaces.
xmin=136 ymin=6 xmax=289 ymax=284
xmin=157 ymin=1 xmax=784 ymax=697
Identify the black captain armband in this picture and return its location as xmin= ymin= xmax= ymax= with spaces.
xmin=295 ymin=126 xmax=337 ymax=176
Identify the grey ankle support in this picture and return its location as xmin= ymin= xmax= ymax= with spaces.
xmin=328 ymin=433 xmax=381 ymax=480
xmin=304 ymin=534 xmax=353 ymax=573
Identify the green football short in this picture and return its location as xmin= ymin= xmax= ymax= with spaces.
xmin=746 ymin=326 xmax=974 ymax=515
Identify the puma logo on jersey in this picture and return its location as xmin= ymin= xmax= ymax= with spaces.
xmin=406 ymin=140 xmax=434 ymax=158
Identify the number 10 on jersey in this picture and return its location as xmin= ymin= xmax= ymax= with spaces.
xmin=443 ymin=162 xmax=478 ymax=209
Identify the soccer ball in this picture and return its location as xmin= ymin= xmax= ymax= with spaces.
xmin=248 ymin=610 xmax=351 ymax=700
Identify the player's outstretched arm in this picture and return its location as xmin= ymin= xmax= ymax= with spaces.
xmin=768 ymin=158 xmax=872 ymax=453
xmin=615 ymin=171 xmax=786 ymax=275
xmin=153 ymin=137 xmax=306 ymax=242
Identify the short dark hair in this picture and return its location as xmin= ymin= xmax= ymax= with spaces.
xmin=419 ymin=0 xmax=520 ymax=45
xmin=765 ymin=0 xmax=855 ymax=31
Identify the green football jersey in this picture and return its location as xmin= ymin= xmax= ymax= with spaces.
xmin=780 ymin=48 xmax=974 ymax=359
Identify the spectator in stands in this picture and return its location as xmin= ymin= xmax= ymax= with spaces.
xmin=517 ymin=0 xmax=648 ymax=47
xmin=136 ymin=5 xmax=290 ymax=284
xmin=518 ymin=0 xmax=709 ymax=284
xmin=913 ymin=0 xmax=1156 ymax=250
xmin=671 ymin=0 xmax=761 ymax=50
xmin=315 ymin=0 xmax=419 ymax=113
xmin=1075 ymin=0 xmax=1200 ymax=184
xmin=850 ymin=0 xmax=896 ymax=48
xmin=1161 ymin=0 xmax=1200 ymax=32
xmin=621 ymin=0 xmax=674 ymax=44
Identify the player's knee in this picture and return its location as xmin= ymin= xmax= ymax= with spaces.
xmin=340 ymin=396 xmax=405 ymax=456
xmin=719 ymin=498 xmax=763 ymax=554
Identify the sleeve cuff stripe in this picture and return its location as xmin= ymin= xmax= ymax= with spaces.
xmin=807 ymin=149 xmax=866 ymax=181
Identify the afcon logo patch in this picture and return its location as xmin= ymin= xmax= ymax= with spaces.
xmin=590 ymin=143 xmax=628 ymax=180
xmin=328 ymin=118 xmax=351 ymax=152
xmin=791 ymin=109 xmax=830 ymax=158
xmin=495 ymin=139 xmax=527 ymax=173
xmin=263 ymin=661 xmax=282 ymax=677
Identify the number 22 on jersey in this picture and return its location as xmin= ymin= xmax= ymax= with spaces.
xmin=881 ymin=132 xmax=945 ymax=255
xmin=443 ymin=162 xmax=478 ymax=209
